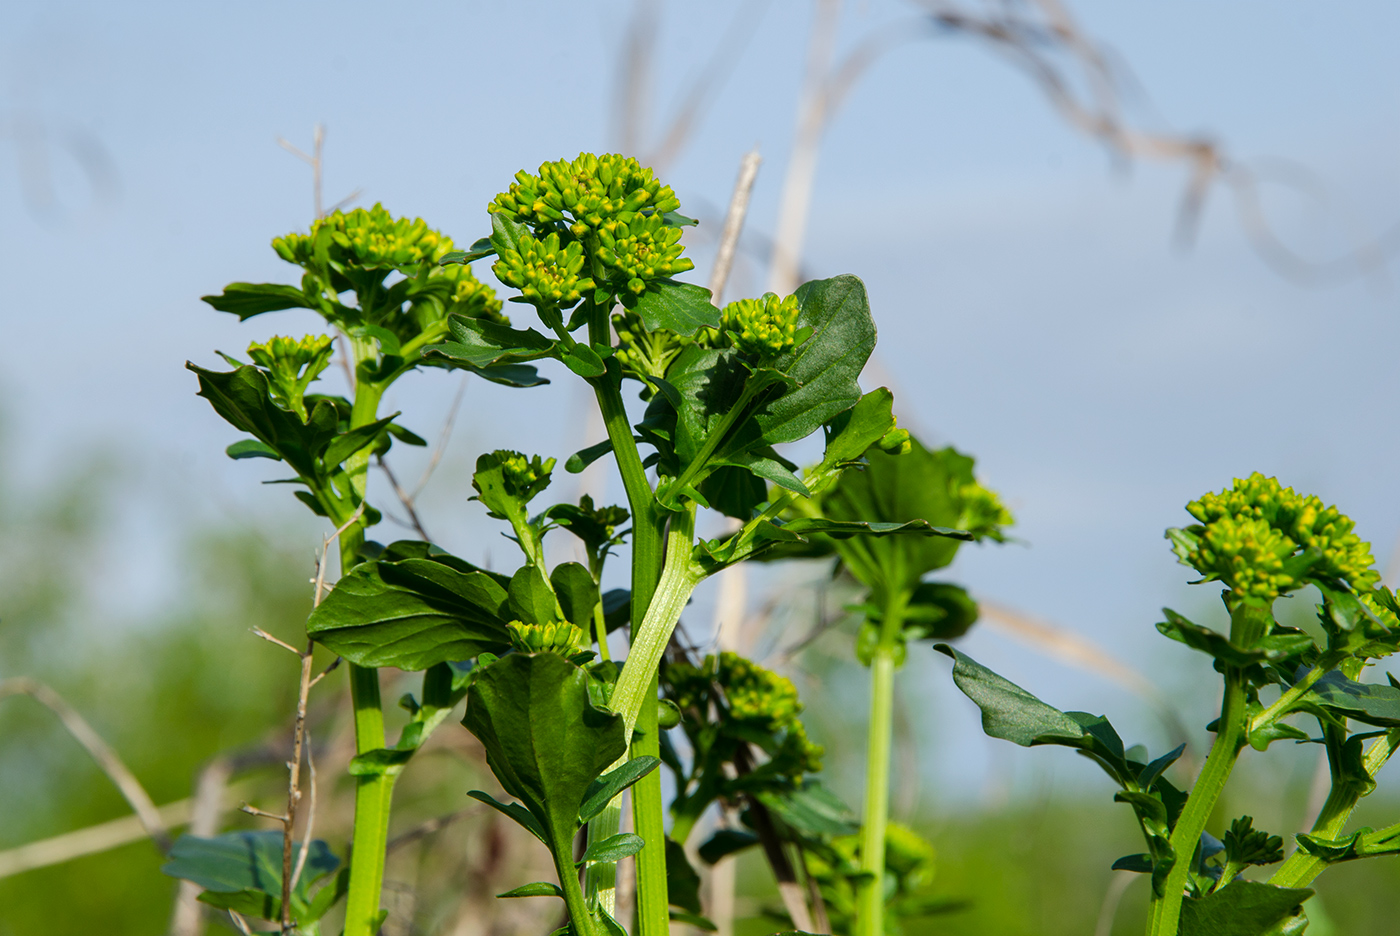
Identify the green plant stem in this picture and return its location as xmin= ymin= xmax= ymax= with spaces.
xmin=553 ymin=829 xmax=604 ymax=936
xmin=1148 ymin=668 xmax=1248 ymax=936
xmin=855 ymin=586 xmax=910 ymax=936
xmin=1269 ymin=727 xmax=1400 ymax=888
xmin=340 ymin=341 xmax=395 ymax=936
xmin=584 ymin=798 xmax=623 ymax=912
xmin=632 ymin=675 xmax=668 ymax=936
xmin=1248 ymin=656 xmax=1342 ymax=736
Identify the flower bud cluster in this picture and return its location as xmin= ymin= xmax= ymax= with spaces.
xmin=714 ymin=652 xmax=823 ymax=773
xmin=246 ymin=334 xmax=333 ymax=421
xmin=436 ymin=262 xmax=505 ymax=322
xmin=1190 ymin=515 xmax=1297 ymax=602
xmin=491 ymin=153 xmax=681 ymax=235
xmin=595 ymin=214 xmax=694 ymax=295
xmin=507 ymin=620 xmax=584 ymax=656
xmin=274 ymin=204 xmax=452 ymax=269
xmin=878 ymin=417 xmax=912 ymax=456
xmin=1185 ymin=473 xmax=1378 ymax=594
xmin=715 ymin=293 xmax=802 ymax=358
xmin=956 ymin=480 xmax=1015 ymax=539
xmin=493 ymin=232 xmax=594 ymax=309
xmin=498 ymin=451 xmax=556 ymax=504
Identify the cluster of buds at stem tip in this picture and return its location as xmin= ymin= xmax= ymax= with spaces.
xmin=595 ymin=213 xmax=694 ymax=295
xmin=1179 ymin=472 xmax=1379 ymax=601
xmin=437 ymin=262 xmax=505 ymax=322
xmin=507 ymin=621 xmax=585 ymax=656
xmin=712 ymin=293 xmax=804 ymax=358
xmin=246 ymin=334 xmax=333 ymax=422
xmin=273 ymin=204 xmax=454 ymax=269
xmin=490 ymin=153 xmax=681 ymax=235
xmin=498 ymin=451 xmax=556 ymax=503
xmin=492 ymin=232 xmax=593 ymax=310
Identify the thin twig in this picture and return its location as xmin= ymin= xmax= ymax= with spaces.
xmin=240 ymin=804 xmax=289 ymax=822
xmin=315 ymin=501 xmax=366 ymax=605
xmin=386 ymin=806 xmax=484 ymax=854
xmin=0 ymin=678 xmax=169 ymax=851
xmin=308 ymin=656 xmax=342 ymax=690
xmin=413 ymin=375 xmax=469 ymax=498
xmin=708 ymin=150 xmax=763 ymax=306
xmin=227 ymin=910 xmax=254 ymax=936
xmin=288 ymin=727 xmax=316 ymax=894
xmin=378 ymin=454 xmax=431 ymax=542
xmin=251 ymin=627 xmax=301 ymax=656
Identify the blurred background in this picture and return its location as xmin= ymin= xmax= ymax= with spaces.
xmin=4 ymin=1 xmax=1400 ymax=933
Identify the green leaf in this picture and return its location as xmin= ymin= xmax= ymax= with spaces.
xmin=1139 ymin=743 xmax=1186 ymax=787
xmin=783 ymin=517 xmax=973 ymax=542
xmin=666 ymin=837 xmax=704 ymax=915
xmin=625 ymin=279 xmax=720 ymax=335
xmin=472 ymin=363 xmax=549 ymax=388
xmin=425 ymin=314 xmax=557 ymax=369
xmin=189 ymin=363 xmax=338 ymax=481
xmin=1304 ymin=670 xmax=1400 ymax=727
xmin=467 ymin=789 xmax=550 ymax=846
xmin=462 ymin=653 xmax=629 ymax=854
xmin=562 ymin=343 xmax=607 ymax=378
xmin=579 ymin=756 xmax=661 ymax=823
xmin=1112 ymin=853 xmax=1154 ymax=873
xmin=307 ymin=556 xmax=512 ymax=670
xmin=1178 ymin=881 xmax=1312 ymax=936
xmin=201 ymin=282 xmax=315 ymax=321
xmin=161 ymin=831 xmax=339 ymax=923
xmin=803 ymin=387 xmax=898 ymax=494
xmin=661 ymin=211 xmax=699 ymax=227
xmin=441 ymin=238 xmax=496 ymax=265
xmin=756 ymin=275 xmax=876 ymax=445
xmin=697 ymin=829 xmax=760 ymax=865
xmin=490 ymin=212 xmax=530 ymax=257
xmin=496 ymin=881 xmax=564 ymax=899
xmin=566 ymin=440 xmax=614 ymax=473
xmin=509 ymin=565 xmax=560 ymax=625
xmin=937 ymin=644 xmax=1137 ymax=770
xmin=756 ymin=781 xmax=861 ymax=838
xmin=1157 ymin=609 xmax=1312 ymax=667
xmin=551 ymin=562 xmax=601 ymax=630
xmin=226 ymin=439 xmax=281 ymax=461
xmin=347 ymin=747 xmax=416 ymax=777
xmin=670 ymin=911 xmax=719 ymax=932
xmin=322 ymin=412 xmax=400 ymax=469
xmin=579 ymin=832 xmax=646 ymax=864
xmin=904 ymin=582 xmax=980 ymax=641
xmin=1295 ymin=825 xmax=1400 ymax=863
xmin=697 ymin=465 xmax=768 ymax=521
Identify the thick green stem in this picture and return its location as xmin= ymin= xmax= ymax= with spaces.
xmin=584 ymin=798 xmax=623 ymax=912
xmin=340 ymin=339 xmax=395 ymax=936
xmin=1148 ymin=670 xmax=1248 ymax=936
xmin=1269 ymin=727 xmax=1400 ymax=888
xmin=855 ymin=587 xmax=909 ymax=936
xmin=632 ymin=676 xmax=669 ymax=936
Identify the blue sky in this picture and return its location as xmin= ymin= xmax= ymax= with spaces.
xmin=4 ymin=0 xmax=1400 ymax=799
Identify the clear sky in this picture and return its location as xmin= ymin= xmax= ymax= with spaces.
xmin=4 ymin=0 xmax=1400 ymax=799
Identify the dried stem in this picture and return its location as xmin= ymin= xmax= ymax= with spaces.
xmin=0 ymin=678 xmax=169 ymax=851
xmin=377 ymin=454 xmax=431 ymax=542
xmin=708 ymin=150 xmax=763 ymax=305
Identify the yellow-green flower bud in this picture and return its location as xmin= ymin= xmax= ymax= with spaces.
xmin=1185 ymin=473 xmax=1378 ymax=592
xmin=878 ymin=417 xmax=912 ymax=455
xmin=246 ymin=334 xmax=334 ymax=422
xmin=493 ymin=232 xmax=594 ymax=309
xmin=435 ymin=262 xmax=505 ymax=323
xmin=507 ymin=620 xmax=585 ymax=655
xmin=492 ymin=153 xmax=682 ymax=234
xmin=1189 ymin=515 xmax=1297 ymax=602
xmin=718 ymin=293 xmax=802 ymax=357
xmin=595 ymin=213 xmax=694 ymax=294
xmin=957 ymin=480 xmax=1014 ymax=538
xmin=274 ymin=204 xmax=453 ymax=270
xmin=499 ymin=451 xmax=556 ymax=503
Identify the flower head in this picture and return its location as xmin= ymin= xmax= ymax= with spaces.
xmin=507 ymin=620 xmax=585 ymax=655
xmin=274 ymin=204 xmax=452 ymax=270
xmin=491 ymin=153 xmax=682 ymax=235
xmin=499 ymin=451 xmax=556 ymax=504
xmin=493 ymin=231 xmax=594 ymax=309
xmin=436 ymin=261 xmax=505 ymax=322
xmin=957 ymin=480 xmax=1014 ymax=540
xmin=1180 ymin=473 xmax=1379 ymax=596
xmin=246 ymin=334 xmax=333 ymax=421
xmin=716 ymin=293 xmax=803 ymax=357
xmin=595 ymin=213 xmax=694 ymax=294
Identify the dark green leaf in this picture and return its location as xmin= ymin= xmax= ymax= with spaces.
xmin=697 ymin=465 xmax=768 ymax=521
xmin=467 ymin=790 xmax=550 ymax=846
xmin=580 ymin=756 xmax=661 ymax=823
xmin=1112 ymin=854 xmax=1154 ymax=873
xmin=496 ymin=881 xmax=564 ymax=899
xmin=661 ymin=211 xmax=699 ymax=227
xmin=473 ymin=363 xmax=549 ymax=388
xmin=307 ymin=557 xmax=512 ymax=670
xmin=202 ymin=282 xmax=315 ymax=321
xmin=669 ymin=911 xmax=719 ymax=932
xmin=424 ymin=314 xmax=557 ymax=369
xmin=552 ymin=563 xmax=601 ymax=631
xmin=904 ymin=582 xmax=979 ymax=641
xmin=161 ymin=831 xmax=339 ymax=923
xmin=579 ymin=832 xmax=646 ymax=864
xmin=666 ymin=837 xmax=703 ymax=914
xmin=1178 ymin=881 xmax=1312 ymax=936
xmin=784 ymin=517 xmax=972 ymax=542
xmin=347 ymin=747 xmax=416 ymax=777
xmin=936 ymin=644 xmax=1091 ymax=748
xmin=1139 ymin=744 xmax=1187 ymax=788
xmin=189 ymin=363 xmax=338 ymax=480
xmin=462 ymin=653 xmax=629 ymax=853
xmin=562 ymin=343 xmax=607 ymax=378
xmin=756 ymin=275 xmax=876 ymax=445
xmin=697 ymin=829 xmax=760 ymax=865
xmin=226 ymin=439 xmax=281 ymax=461
xmin=1156 ymin=609 xmax=1311 ymax=667
xmin=322 ymin=412 xmax=399 ymax=469
xmin=1305 ymin=670 xmax=1400 ymax=727
xmin=756 ymin=782 xmax=860 ymax=838
xmin=626 ymin=279 xmax=720 ymax=335
xmin=566 ymin=440 xmax=614 ymax=474
xmin=441 ymin=238 xmax=496 ymax=265
xmin=490 ymin=212 xmax=530 ymax=257
xmin=509 ymin=565 xmax=561 ymax=625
